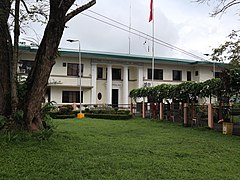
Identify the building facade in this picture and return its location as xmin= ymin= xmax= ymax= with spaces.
xmin=18 ymin=46 xmax=221 ymax=106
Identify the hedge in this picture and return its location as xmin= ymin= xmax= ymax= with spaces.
xmin=85 ymin=113 xmax=132 ymax=120
xmin=48 ymin=111 xmax=77 ymax=119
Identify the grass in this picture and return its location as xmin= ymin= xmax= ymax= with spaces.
xmin=1 ymin=117 xmax=240 ymax=179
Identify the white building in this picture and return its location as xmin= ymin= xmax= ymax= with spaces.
xmin=18 ymin=46 xmax=222 ymax=106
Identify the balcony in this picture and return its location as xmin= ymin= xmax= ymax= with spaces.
xmin=48 ymin=76 xmax=92 ymax=88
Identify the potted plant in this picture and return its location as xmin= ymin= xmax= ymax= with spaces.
xmin=221 ymin=106 xmax=234 ymax=135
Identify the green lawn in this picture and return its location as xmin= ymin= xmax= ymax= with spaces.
xmin=1 ymin=118 xmax=240 ymax=179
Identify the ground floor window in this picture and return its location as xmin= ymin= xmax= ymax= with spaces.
xmin=62 ymin=91 xmax=83 ymax=103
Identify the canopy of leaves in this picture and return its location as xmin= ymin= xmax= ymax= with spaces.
xmin=211 ymin=30 xmax=240 ymax=66
xmin=129 ymin=68 xmax=240 ymax=103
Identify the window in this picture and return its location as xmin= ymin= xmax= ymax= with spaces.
xmin=97 ymin=67 xmax=103 ymax=79
xmin=98 ymin=92 xmax=102 ymax=100
xmin=18 ymin=60 xmax=34 ymax=74
xmin=112 ymin=68 xmax=121 ymax=80
xmin=106 ymin=68 xmax=107 ymax=79
xmin=195 ymin=71 xmax=199 ymax=76
xmin=147 ymin=69 xmax=163 ymax=80
xmin=187 ymin=71 xmax=192 ymax=81
xmin=215 ymin=72 xmax=221 ymax=78
xmin=67 ymin=63 xmax=84 ymax=76
xmin=173 ymin=70 xmax=182 ymax=81
xmin=62 ymin=91 xmax=83 ymax=103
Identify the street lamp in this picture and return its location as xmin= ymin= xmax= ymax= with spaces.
xmin=67 ymin=39 xmax=84 ymax=118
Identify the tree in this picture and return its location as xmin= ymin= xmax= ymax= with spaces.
xmin=0 ymin=0 xmax=12 ymax=116
xmin=211 ymin=30 xmax=240 ymax=66
xmin=23 ymin=0 xmax=96 ymax=131
xmin=196 ymin=0 xmax=240 ymax=17
xmin=0 ymin=0 xmax=96 ymax=131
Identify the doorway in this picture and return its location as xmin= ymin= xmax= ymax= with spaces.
xmin=112 ymin=89 xmax=118 ymax=108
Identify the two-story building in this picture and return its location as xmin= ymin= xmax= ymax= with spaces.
xmin=18 ymin=45 xmax=221 ymax=107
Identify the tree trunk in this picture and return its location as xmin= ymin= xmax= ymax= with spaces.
xmin=23 ymin=1 xmax=67 ymax=131
xmin=11 ymin=0 xmax=20 ymax=113
xmin=0 ymin=0 xmax=12 ymax=116
xmin=23 ymin=0 xmax=96 ymax=131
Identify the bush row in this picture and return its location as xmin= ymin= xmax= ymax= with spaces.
xmin=85 ymin=113 xmax=132 ymax=120
xmin=48 ymin=111 xmax=79 ymax=119
xmin=84 ymin=109 xmax=130 ymax=115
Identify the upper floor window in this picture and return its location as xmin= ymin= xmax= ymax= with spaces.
xmin=67 ymin=63 xmax=83 ymax=77
xmin=18 ymin=60 xmax=34 ymax=74
xmin=173 ymin=70 xmax=182 ymax=81
xmin=112 ymin=68 xmax=121 ymax=80
xmin=147 ymin=69 xmax=163 ymax=80
xmin=97 ymin=67 xmax=103 ymax=79
xmin=187 ymin=71 xmax=192 ymax=81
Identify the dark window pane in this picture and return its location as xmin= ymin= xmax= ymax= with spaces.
xmin=148 ymin=69 xmax=152 ymax=80
xmin=148 ymin=69 xmax=163 ymax=80
xmin=173 ymin=70 xmax=182 ymax=81
xmin=215 ymin=72 xmax=221 ymax=78
xmin=112 ymin=68 xmax=121 ymax=80
xmin=154 ymin=69 xmax=163 ymax=80
xmin=67 ymin=63 xmax=83 ymax=76
xmin=98 ymin=92 xmax=102 ymax=100
xmin=62 ymin=91 xmax=83 ymax=103
xmin=187 ymin=71 xmax=191 ymax=81
xmin=195 ymin=71 xmax=199 ymax=76
xmin=97 ymin=67 xmax=103 ymax=79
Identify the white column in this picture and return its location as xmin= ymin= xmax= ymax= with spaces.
xmin=106 ymin=64 xmax=112 ymax=104
xmin=138 ymin=66 xmax=144 ymax=88
xmin=91 ymin=63 xmax=97 ymax=105
xmin=123 ymin=65 xmax=129 ymax=106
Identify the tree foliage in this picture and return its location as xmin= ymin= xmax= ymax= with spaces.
xmin=211 ymin=30 xmax=240 ymax=66
xmin=129 ymin=69 xmax=240 ymax=104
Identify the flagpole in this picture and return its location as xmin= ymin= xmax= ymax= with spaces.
xmin=151 ymin=0 xmax=155 ymax=87
xmin=128 ymin=0 xmax=132 ymax=54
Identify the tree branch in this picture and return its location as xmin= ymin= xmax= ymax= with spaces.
xmin=20 ymin=0 xmax=30 ymax=14
xmin=64 ymin=0 xmax=96 ymax=23
xmin=195 ymin=0 xmax=240 ymax=16
xmin=211 ymin=0 xmax=240 ymax=16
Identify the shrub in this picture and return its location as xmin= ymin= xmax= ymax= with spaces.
xmin=59 ymin=105 xmax=73 ymax=115
xmin=55 ymin=114 xmax=76 ymax=119
xmin=0 ymin=115 xmax=6 ymax=129
xmin=47 ymin=111 xmax=60 ymax=119
xmin=85 ymin=113 xmax=132 ymax=120
xmin=72 ymin=110 xmax=80 ymax=116
xmin=117 ymin=110 xmax=131 ymax=115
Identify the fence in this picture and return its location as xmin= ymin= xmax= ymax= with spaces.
xmin=57 ymin=102 xmax=240 ymax=135
xmin=130 ymin=102 xmax=240 ymax=136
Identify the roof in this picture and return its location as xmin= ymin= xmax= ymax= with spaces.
xmin=19 ymin=45 xmax=217 ymax=66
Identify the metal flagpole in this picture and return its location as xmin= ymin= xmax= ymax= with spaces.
xmin=151 ymin=0 xmax=155 ymax=87
xmin=128 ymin=0 xmax=132 ymax=54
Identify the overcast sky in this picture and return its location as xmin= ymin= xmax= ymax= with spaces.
xmin=22 ymin=0 xmax=240 ymax=60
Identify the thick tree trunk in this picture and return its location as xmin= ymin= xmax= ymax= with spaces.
xmin=23 ymin=0 xmax=96 ymax=131
xmin=0 ymin=0 xmax=12 ymax=116
xmin=23 ymin=1 xmax=67 ymax=131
